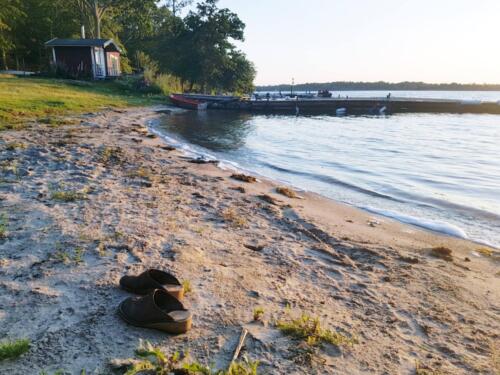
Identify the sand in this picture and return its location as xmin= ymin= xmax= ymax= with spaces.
xmin=0 ymin=107 xmax=498 ymax=374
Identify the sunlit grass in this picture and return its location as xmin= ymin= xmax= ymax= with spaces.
xmin=0 ymin=75 xmax=163 ymax=130
xmin=0 ymin=339 xmax=30 ymax=361
xmin=276 ymin=313 xmax=356 ymax=348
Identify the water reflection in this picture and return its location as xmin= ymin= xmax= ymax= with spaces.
xmin=161 ymin=111 xmax=255 ymax=151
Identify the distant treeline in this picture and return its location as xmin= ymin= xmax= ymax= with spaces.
xmin=257 ymin=81 xmax=500 ymax=92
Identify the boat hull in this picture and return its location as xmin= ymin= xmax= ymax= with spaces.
xmin=170 ymin=94 xmax=208 ymax=110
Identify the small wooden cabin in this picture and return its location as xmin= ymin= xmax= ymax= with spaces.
xmin=45 ymin=38 xmax=121 ymax=79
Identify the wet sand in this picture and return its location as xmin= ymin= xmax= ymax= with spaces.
xmin=0 ymin=107 xmax=498 ymax=374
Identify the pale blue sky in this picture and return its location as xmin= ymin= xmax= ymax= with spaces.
xmin=186 ymin=0 xmax=500 ymax=85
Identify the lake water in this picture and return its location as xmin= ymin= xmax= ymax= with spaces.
xmin=154 ymin=91 xmax=500 ymax=249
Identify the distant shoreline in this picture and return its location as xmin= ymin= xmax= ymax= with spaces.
xmin=257 ymin=81 xmax=500 ymax=92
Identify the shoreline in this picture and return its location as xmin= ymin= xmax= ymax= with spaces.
xmin=0 ymin=106 xmax=498 ymax=374
xmin=147 ymin=112 xmax=499 ymax=252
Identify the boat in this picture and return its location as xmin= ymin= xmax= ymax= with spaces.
xmin=318 ymin=89 xmax=333 ymax=98
xmin=181 ymin=93 xmax=240 ymax=103
xmin=169 ymin=94 xmax=208 ymax=110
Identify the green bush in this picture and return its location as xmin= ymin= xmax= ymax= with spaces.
xmin=154 ymin=74 xmax=182 ymax=96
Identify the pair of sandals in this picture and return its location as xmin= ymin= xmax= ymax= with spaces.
xmin=118 ymin=269 xmax=192 ymax=334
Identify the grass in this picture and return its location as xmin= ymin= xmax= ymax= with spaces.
xmin=0 ymin=75 xmax=164 ymax=130
xmin=50 ymin=190 xmax=88 ymax=202
xmin=182 ymin=280 xmax=193 ymax=295
xmin=49 ymin=184 xmax=91 ymax=202
xmin=222 ymin=208 xmax=248 ymax=228
xmin=415 ymin=361 xmax=442 ymax=375
xmin=0 ymin=339 xmax=30 ymax=362
xmin=126 ymin=167 xmax=153 ymax=180
xmin=52 ymin=246 xmax=85 ymax=265
xmin=123 ymin=341 xmax=259 ymax=375
xmin=253 ymin=307 xmax=265 ymax=321
xmin=99 ymin=146 xmax=124 ymax=165
xmin=0 ymin=214 xmax=8 ymax=239
xmin=5 ymin=141 xmax=27 ymax=150
xmin=97 ymin=241 xmax=108 ymax=257
xmin=276 ymin=313 xmax=357 ymax=348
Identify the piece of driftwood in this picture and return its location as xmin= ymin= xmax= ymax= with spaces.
xmin=230 ymin=327 xmax=248 ymax=365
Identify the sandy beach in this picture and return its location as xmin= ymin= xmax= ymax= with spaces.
xmin=0 ymin=107 xmax=498 ymax=374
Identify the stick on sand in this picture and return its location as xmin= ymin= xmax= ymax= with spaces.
xmin=230 ymin=327 xmax=248 ymax=365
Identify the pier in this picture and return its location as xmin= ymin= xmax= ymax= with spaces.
xmin=205 ymin=97 xmax=500 ymax=115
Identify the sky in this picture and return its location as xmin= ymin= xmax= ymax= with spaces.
xmin=206 ymin=0 xmax=500 ymax=85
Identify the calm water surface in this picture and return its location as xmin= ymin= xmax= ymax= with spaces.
xmin=155 ymin=93 xmax=500 ymax=248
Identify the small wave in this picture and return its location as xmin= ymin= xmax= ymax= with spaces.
xmin=362 ymin=206 xmax=469 ymax=239
xmin=260 ymin=161 xmax=405 ymax=203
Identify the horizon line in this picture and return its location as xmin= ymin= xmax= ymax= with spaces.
xmin=256 ymin=80 xmax=500 ymax=87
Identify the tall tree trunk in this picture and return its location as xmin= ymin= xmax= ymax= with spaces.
xmin=94 ymin=0 xmax=101 ymax=38
xmin=1 ymin=49 xmax=8 ymax=71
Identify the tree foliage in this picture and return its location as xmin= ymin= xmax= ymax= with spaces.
xmin=1 ymin=0 xmax=256 ymax=93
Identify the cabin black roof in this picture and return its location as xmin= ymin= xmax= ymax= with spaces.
xmin=45 ymin=38 xmax=121 ymax=52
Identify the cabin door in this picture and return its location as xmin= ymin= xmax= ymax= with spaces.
xmin=93 ymin=47 xmax=106 ymax=78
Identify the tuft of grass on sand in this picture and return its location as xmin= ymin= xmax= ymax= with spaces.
xmin=430 ymin=247 xmax=453 ymax=261
xmin=97 ymin=241 xmax=108 ymax=257
xmin=53 ymin=246 xmax=85 ymax=266
xmin=276 ymin=186 xmax=298 ymax=198
xmin=0 ymin=339 xmax=30 ymax=362
xmin=253 ymin=307 xmax=265 ymax=321
xmin=120 ymin=341 xmax=259 ymax=375
xmin=0 ymin=75 xmax=163 ymax=130
xmin=5 ymin=142 xmax=27 ymax=151
xmin=222 ymin=208 xmax=248 ymax=228
xmin=0 ymin=214 xmax=8 ymax=239
xmin=415 ymin=361 xmax=442 ymax=375
xmin=182 ymin=280 xmax=192 ymax=295
xmin=99 ymin=146 xmax=124 ymax=165
xmin=126 ymin=167 xmax=153 ymax=180
xmin=276 ymin=313 xmax=357 ymax=348
xmin=49 ymin=184 xmax=92 ymax=202
xmin=50 ymin=190 xmax=88 ymax=202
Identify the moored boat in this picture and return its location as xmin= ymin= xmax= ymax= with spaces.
xmin=169 ymin=94 xmax=208 ymax=110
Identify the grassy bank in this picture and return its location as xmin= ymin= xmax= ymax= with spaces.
xmin=0 ymin=75 xmax=165 ymax=130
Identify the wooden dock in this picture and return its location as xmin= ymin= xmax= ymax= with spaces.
xmin=207 ymin=97 xmax=500 ymax=115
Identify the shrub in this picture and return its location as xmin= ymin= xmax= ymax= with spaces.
xmin=154 ymin=74 xmax=182 ymax=96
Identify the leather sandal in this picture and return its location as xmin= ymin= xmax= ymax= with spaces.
xmin=119 ymin=269 xmax=184 ymax=300
xmin=118 ymin=289 xmax=192 ymax=334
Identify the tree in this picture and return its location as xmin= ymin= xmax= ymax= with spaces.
xmin=0 ymin=0 xmax=24 ymax=69
xmin=221 ymin=50 xmax=256 ymax=93
xmin=164 ymin=0 xmax=193 ymax=17
xmin=174 ymin=0 xmax=254 ymax=92
xmin=13 ymin=0 xmax=80 ymax=70
xmin=74 ymin=0 xmax=159 ymax=39
xmin=75 ymin=0 xmax=117 ymax=39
